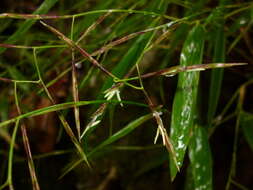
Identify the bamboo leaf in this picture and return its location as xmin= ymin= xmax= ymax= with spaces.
xmin=89 ymin=113 xmax=153 ymax=157
xmin=207 ymin=1 xmax=227 ymax=125
xmin=0 ymin=100 xmax=147 ymax=128
xmin=99 ymin=0 xmax=169 ymax=93
xmin=207 ymin=24 xmax=225 ymax=125
xmin=60 ymin=113 xmax=153 ymax=178
xmin=169 ymin=25 xmax=205 ymax=180
xmin=240 ymin=111 xmax=253 ymax=151
xmin=188 ymin=126 xmax=213 ymax=190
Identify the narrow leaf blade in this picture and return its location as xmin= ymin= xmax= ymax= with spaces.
xmin=169 ymin=25 xmax=205 ymax=180
xmin=207 ymin=7 xmax=226 ymax=125
xmin=89 ymin=113 xmax=153 ymax=157
xmin=188 ymin=126 xmax=213 ymax=190
xmin=240 ymin=111 xmax=253 ymax=151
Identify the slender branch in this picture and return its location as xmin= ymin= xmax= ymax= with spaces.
xmin=14 ymin=82 xmax=40 ymax=190
xmin=40 ymin=21 xmax=116 ymax=79
xmin=77 ymin=12 xmax=111 ymax=44
xmin=33 ymin=49 xmax=90 ymax=167
xmin=115 ymin=63 xmax=247 ymax=82
xmin=71 ymin=17 xmax=81 ymax=140
xmin=0 ymin=9 xmax=177 ymax=20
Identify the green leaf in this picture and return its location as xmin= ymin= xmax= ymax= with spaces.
xmin=240 ymin=111 xmax=253 ymax=151
xmin=169 ymin=24 xmax=205 ymax=180
xmin=99 ymin=0 xmax=169 ymax=93
xmin=89 ymin=113 xmax=153 ymax=157
xmin=60 ymin=113 xmax=153 ymax=178
xmin=0 ymin=0 xmax=59 ymax=54
xmin=87 ymin=0 xmax=170 ymax=141
xmin=184 ymin=166 xmax=195 ymax=190
xmin=207 ymin=18 xmax=225 ymax=125
xmin=0 ymin=100 xmax=147 ymax=128
xmin=188 ymin=126 xmax=213 ymax=190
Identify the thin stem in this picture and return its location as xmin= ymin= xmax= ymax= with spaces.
xmin=0 ymin=120 xmax=20 ymax=190
xmin=33 ymin=48 xmax=90 ymax=167
xmin=40 ymin=21 xmax=116 ymax=79
xmin=225 ymin=87 xmax=245 ymax=190
xmin=231 ymin=180 xmax=249 ymax=190
xmin=40 ymin=21 xmax=143 ymax=90
xmin=0 ymin=43 xmax=66 ymax=49
xmin=14 ymin=82 xmax=40 ymax=190
xmin=225 ymin=3 xmax=253 ymax=19
xmin=7 ymin=119 xmax=19 ymax=190
xmin=77 ymin=12 xmax=111 ymax=44
xmin=115 ymin=63 xmax=247 ymax=83
xmin=37 ymin=67 xmax=72 ymax=94
xmin=71 ymin=17 xmax=81 ymax=140
xmin=0 ymin=9 xmax=178 ymax=20
xmin=0 ymin=100 xmax=147 ymax=129
xmin=136 ymin=64 xmax=153 ymax=107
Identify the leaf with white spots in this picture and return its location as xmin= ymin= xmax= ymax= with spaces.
xmin=188 ymin=126 xmax=213 ymax=190
xmin=169 ymin=25 xmax=205 ymax=180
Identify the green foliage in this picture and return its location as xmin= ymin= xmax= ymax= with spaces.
xmin=241 ymin=111 xmax=253 ymax=151
xmin=170 ymin=24 xmax=204 ymax=180
xmin=188 ymin=126 xmax=213 ymax=190
xmin=0 ymin=0 xmax=252 ymax=189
